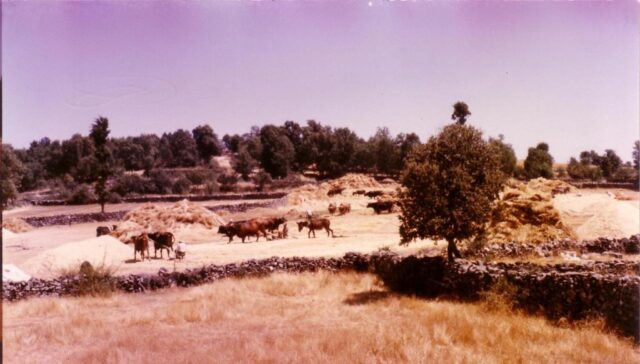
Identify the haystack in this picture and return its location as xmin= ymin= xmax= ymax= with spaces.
xmin=486 ymin=180 xmax=575 ymax=243
xmin=287 ymin=173 xmax=384 ymax=206
xmin=527 ymin=178 xmax=576 ymax=195
xmin=112 ymin=200 xmax=226 ymax=242
xmin=2 ymin=217 xmax=33 ymax=233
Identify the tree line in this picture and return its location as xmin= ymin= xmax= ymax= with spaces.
xmin=1 ymin=103 xmax=638 ymax=208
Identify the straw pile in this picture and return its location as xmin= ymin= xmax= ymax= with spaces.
xmin=287 ymin=173 xmax=384 ymax=206
xmin=2 ymin=217 xmax=33 ymax=233
xmin=112 ymin=200 xmax=226 ymax=241
xmin=527 ymin=178 xmax=576 ymax=195
xmin=486 ymin=179 xmax=575 ymax=244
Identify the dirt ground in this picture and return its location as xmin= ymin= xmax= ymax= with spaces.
xmin=3 ymin=187 xmax=639 ymax=279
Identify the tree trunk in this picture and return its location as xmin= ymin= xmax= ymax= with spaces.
xmin=447 ymin=238 xmax=462 ymax=261
xmin=100 ymin=202 xmax=105 ymax=214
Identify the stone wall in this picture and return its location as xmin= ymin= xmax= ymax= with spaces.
xmin=3 ymin=242 xmax=638 ymax=341
xmin=29 ymin=192 xmax=288 ymax=206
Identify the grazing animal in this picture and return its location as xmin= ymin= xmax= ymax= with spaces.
xmin=96 ymin=226 xmax=111 ymax=237
xmin=352 ymin=189 xmax=366 ymax=196
xmin=328 ymin=203 xmax=337 ymax=214
xmin=367 ymin=201 xmax=395 ymax=214
xmin=281 ymin=224 xmax=288 ymax=238
xmin=338 ymin=203 xmax=351 ymax=215
xmin=327 ymin=187 xmax=345 ymax=197
xmin=218 ymin=220 xmax=267 ymax=243
xmin=148 ymin=232 xmax=175 ymax=259
xmin=297 ymin=218 xmax=334 ymax=238
xmin=364 ymin=190 xmax=385 ymax=198
xmin=258 ymin=217 xmax=287 ymax=233
xmin=130 ymin=234 xmax=150 ymax=262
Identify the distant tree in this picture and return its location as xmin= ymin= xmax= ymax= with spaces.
xmin=451 ymin=101 xmax=471 ymax=125
xmin=489 ymin=135 xmax=517 ymax=176
xmin=253 ymin=170 xmax=273 ymax=191
xmin=317 ymin=127 xmax=359 ymax=178
xmin=396 ymin=133 xmax=421 ymax=169
xmin=0 ymin=144 xmax=25 ymax=208
xmin=222 ymin=134 xmax=242 ymax=154
xmin=192 ymin=125 xmax=222 ymax=163
xmin=159 ymin=130 xmax=198 ymax=167
xmin=633 ymin=140 xmax=639 ymax=169
xmin=599 ymin=149 xmax=622 ymax=178
xmin=112 ymin=137 xmax=145 ymax=170
xmin=567 ymin=157 xmax=602 ymax=181
xmin=232 ymin=146 xmax=257 ymax=181
xmin=398 ymin=124 xmax=506 ymax=261
xmin=524 ymin=142 xmax=554 ymax=179
xmin=370 ymin=127 xmax=400 ymax=175
xmin=352 ymin=138 xmax=376 ymax=173
xmin=259 ymin=125 xmax=295 ymax=178
xmin=281 ymin=121 xmax=305 ymax=170
xmin=89 ymin=116 xmax=113 ymax=213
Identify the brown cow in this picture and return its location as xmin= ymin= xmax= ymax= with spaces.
xmin=130 ymin=233 xmax=150 ymax=262
xmin=148 ymin=232 xmax=175 ymax=259
xmin=328 ymin=203 xmax=337 ymax=214
xmin=352 ymin=189 xmax=366 ymax=196
xmin=218 ymin=220 xmax=267 ymax=243
xmin=297 ymin=218 xmax=334 ymax=238
xmin=327 ymin=187 xmax=345 ymax=197
xmin=338 ymin=203 xmax=351 ymax=215
xmin=96 ymin=226 xmax=111 ymax=237
xmin=257 ymin=217 xmax=287 ymax=233
xmin=367 ymin=201 xmax=394 ymax=214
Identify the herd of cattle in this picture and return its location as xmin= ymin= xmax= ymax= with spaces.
xmin=95 ymin=188 xmax=397 ymax=262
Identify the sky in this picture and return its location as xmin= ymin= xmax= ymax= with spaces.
xmin=2 ymin=0 xmax=639 ymax=162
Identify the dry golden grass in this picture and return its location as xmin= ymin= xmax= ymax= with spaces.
xmin=4 ymin=272 xmax=638 ymax=364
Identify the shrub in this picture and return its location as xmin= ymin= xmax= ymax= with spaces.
xmin=66 ymin=184 xmax=96 ymax=205
xmin=108 ymin=192 xmax=122 ymax=203
xmin=185 ymin=169 xmax=216 ymax=185
xmin=111 ymin=174 xmax=151 ymax=196
xmin=172 ymin=177 xmax=193 ymax=194
xmin=148 ymin=170 xmax=173 ymax=194
xmin=218 ymin=173 xmax=239 ymax=192
xmin=253 ymin=170 xmax=273 ymax=191
xmin=59 ymin=261 xmax=117 ymax=297
xmin=204 ymin=181 xmax=220 ymax=194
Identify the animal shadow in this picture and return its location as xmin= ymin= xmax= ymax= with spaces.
xmin=343 ymin=290 xmax=390 ymax=306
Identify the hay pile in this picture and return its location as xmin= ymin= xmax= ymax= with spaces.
xmin=326 ymin=173 xmax=382 ymax=189
xmin=486 ymin=180 xmax=575 ymax=244
xmin=527 ymin=178 xmax=576 ymax=195
xmin=287 ymin=173 xmax=384 ymax=206
xmin=2 ymin=217 xmax=33 ymax=233
xmin=112 ymin=200 xmax=226 ymax=241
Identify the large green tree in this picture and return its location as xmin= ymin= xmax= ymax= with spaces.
xmin=451 ymin=101 xmax=471 ymax=125
xmin=398 ymin=124 xmax=506 ymax=261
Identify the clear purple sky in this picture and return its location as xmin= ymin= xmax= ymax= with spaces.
xmin=2 ymin=1 xmax=638 ymax=162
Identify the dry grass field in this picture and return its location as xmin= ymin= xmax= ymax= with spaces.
xmin=3 ymin=271 xmax=639 ymax=364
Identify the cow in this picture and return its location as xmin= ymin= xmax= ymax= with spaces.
xmin=328 ymin=203 xmax=337 ymax=215
xmin=96 ymin=226 xmax=111 ymax=237
xmin=218 ymin=220 xmax=267 ymax=243
xmin=364 ymin=190 xmax=385 ymax=198
xmin=352 ymin=189 xmax=366 ymax=196
xmin=338 ymin=203 xmax=351 ymax=215
xmin=130 ymin=233 xmax=150 ymax=262
xmin=297 ymin=218 xmax=334 ymax=238
xmin=257 ymin=217 xmax=287 ymax=233
xmin=148 ymin=232 xmax=175 ymax=259
xmin=367 ymin=201 xmax=395 ymax=214
xmin=327 ymin=187 xmax=345 ymax=197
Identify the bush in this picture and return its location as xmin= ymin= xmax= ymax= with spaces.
xmin=185 ymin=169 xmax=216 ymax=185
xmin=253 ymin=170 xmax=272 ymax=191
xmin=218 ymin=173 xmax=239 ymax=192
xmin=66 ymin=184 xmax=96 ymax=205
xmin=111 ymin=174 xmax=151 ymax=196
xmin=59 ymin=261 xmax=117 ymax=297
xmin=148 ymin=170 xmax=173 ymax=194
xmin=204 ymin=181 xmax=220 ymax=194
xmin=172 ymin=177 xmax=193 ymax=194
xmin=108 ymin=192 xmax=122 ymax=203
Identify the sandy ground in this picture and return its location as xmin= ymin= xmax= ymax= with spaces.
xmin=3 ymin=188 xmax=639 ymax=279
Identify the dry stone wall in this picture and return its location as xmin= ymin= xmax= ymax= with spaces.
xmin=3 ymin=237 xmax=638 ymax=341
